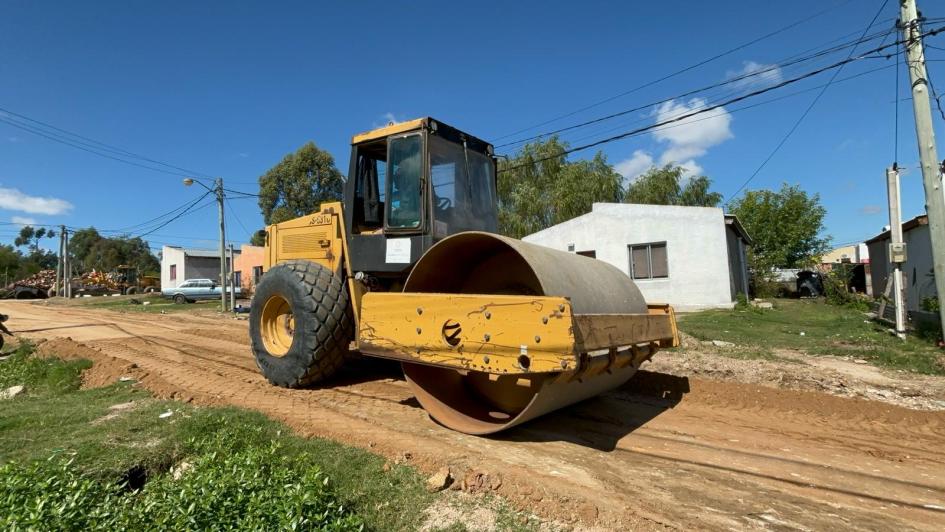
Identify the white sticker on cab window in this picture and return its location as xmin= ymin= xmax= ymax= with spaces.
xmin=385 ymin=238 xmax=412 ymax=264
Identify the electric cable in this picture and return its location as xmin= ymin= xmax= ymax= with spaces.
xmin=722 ymin=0 xmax=892 ymax=205
xmin=0 ymin=106 xmax=214 ymax=179
xmin=498 ymin=22 xmax=942 ymax=175
xmin=492 ymin=0 xmax=859 ymax=142
xmin=496 ymin=24 xmax=899 ymax=150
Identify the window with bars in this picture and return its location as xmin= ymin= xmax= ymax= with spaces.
xmin=629 ymin=242 xmax=668 ymax=280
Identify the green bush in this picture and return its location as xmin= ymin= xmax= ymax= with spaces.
xmin=921 ymin=296 xmax=940 ymax=313
xmin=0 ymin=435 xmax=364 ymax=531
xmin=823 ymin=269 xmax=868 ymax=310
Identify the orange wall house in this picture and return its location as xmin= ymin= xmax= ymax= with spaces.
xmin=234 ymin=245 xmax=265 ymax=295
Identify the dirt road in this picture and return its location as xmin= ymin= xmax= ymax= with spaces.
xmin=7 ymin=300 xmax=945 ymax=530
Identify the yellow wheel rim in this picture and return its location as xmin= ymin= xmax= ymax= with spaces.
xmin=260 ymin=294 xmax=295 ymax=357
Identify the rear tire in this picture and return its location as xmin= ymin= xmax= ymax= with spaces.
xmin=125 ymin=287 xmax=138 ymax=295
xmin=173 ymin=294 xmax=187 ymax=304
xmin=250 ymin=260 xmax=351 ymax=388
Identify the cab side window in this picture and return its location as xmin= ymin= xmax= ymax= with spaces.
xmin=386 ymin=134 xmax=422 ymax=230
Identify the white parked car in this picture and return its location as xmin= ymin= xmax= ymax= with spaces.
xmin=162 ymin=278 xmax=241 ymax=304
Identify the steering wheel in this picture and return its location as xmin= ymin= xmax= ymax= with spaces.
xmin=436 ymin=197 xmax=452 ymax=210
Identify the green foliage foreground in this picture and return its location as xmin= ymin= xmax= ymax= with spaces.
xmin=0 ymin=344 xmax=434 ymax=531
xmin=0 ymin=435 xmax=363 ymax=531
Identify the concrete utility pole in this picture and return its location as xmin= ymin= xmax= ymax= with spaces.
xmin=184 ymin=177 xmax=227 ymax=312
xmin=887 ymin=166 xmax=907 ymax=339
xmin=900 ymin=0 xmax=945 ymax=335
xmin=228 ymin=243 xmax=236 ymax=312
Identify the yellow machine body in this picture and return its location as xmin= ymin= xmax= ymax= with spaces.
xmin=255 ymin=118 xmax=678 ymax=435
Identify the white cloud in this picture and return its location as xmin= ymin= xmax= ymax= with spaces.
xmin=652 ymin=97 xmax=733 ymax=173
xmin=727 ymin=60 xmax=783 ymax=90
xmin=0 ymin=187 xmax=73 ymax=215
xmin=676 ymin=159 xmax=704 ymax=178
xmin=372 ymin=112 xmax=402 ymax=129
xmin=614 ymin=150 xmax=654 ymax=181
xmin=11 ymin=216 xmax=36 ymax=226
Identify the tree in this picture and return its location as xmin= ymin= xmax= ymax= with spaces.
xmin=258 ymin=141 xmax=344 ymax=226
xmin=497 ymin=137 xmax=622 ymax=238
xmin=250 ymin=230 xmax=267 ymax=247
xmin=728 ymin=183 xmax=830 ymax=272
xmin=68 ymin=227 xmax=160 ymax=274
xmin=14 ymin=225 xmax=56 ymax=252
xmin=624 ymin=164 xmax=723 ymax=207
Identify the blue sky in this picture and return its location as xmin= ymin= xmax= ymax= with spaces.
xmin=1 ymin=0 xmax=944 ymax=252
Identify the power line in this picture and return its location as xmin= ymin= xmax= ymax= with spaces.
xmin=135 ymin=192 xmax=213 ymax=238
xmin=93 ymin=193 xmax=214 ymax=234
xmin=224 ymin=195 xmax=255 ymax=240
xmin=563 ymin=63 xmax=896 ymax=147
xmin=496 ymin=23 xmax=899 ymax=150
xmin=722 ymin=0 xmax=892 ymax=205
xmin=498 ymin=23 xmax=942 ymax=175
xmin=491 ymin=0 xmax=858 ymax=142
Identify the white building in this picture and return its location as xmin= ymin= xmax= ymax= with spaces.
xmin=523 ymin=203 xmax=753 ymax=311
xmin=161 ymin=246 xmax=240 ymax=290
xmin=866 ymin=214 xmax=935 ymax=312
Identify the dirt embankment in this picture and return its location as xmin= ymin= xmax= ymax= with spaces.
xmin=8 ymin=300 xmax=945 ymax=531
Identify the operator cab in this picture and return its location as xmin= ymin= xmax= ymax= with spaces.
xmin=344 ymin=117 xmax=497 ymax=275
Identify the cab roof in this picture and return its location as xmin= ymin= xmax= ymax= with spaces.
xmin=351 ymin=117 xmax=492 ymax=153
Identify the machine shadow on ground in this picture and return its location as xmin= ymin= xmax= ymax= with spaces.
xmin=494 ymin=370 xmax=690 ymax=451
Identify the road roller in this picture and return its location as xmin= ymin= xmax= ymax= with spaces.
xmin=249 ymin=117 xmax=678 ymax=435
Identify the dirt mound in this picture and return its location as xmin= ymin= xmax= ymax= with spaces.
xmin=35 ymin=337 xmax=201 ymax=403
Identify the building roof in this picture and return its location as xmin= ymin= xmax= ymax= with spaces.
xmin=163 ymin=246 xmax=240 ymax=258
xmin=724 ymin=214 xmax=754 ymax=246
xmin=864 ymin=214 xmax=928 ymax=244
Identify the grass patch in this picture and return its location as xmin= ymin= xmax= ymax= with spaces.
xmin=50 ymin=294 xmax=221 ymax=314
xmin=0 ymin=344 xmax=439 ymax=530
xmin=678 ymin=299 xmax=945 ymax=375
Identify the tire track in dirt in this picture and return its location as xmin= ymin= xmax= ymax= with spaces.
xmin=8 ymin=301 xmax=945 ymax=531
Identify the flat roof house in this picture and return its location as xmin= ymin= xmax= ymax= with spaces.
xmin=523 ymin=203 xmax=752 ymax=311
xmin=161 ymin=246 xmax=240 ymax=290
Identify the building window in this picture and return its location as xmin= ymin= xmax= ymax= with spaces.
xmin=252 ymin=266 xmax=263 ymax=284
xmin=629 ymin=242 xmax=668 ymax=279
xmin=170 ymin=264 xmax=177 ymax=281
xmin=576 ymin=250 xmax=596 ymax=258
xmin=235 ymin=271 xmax=242 ymax=288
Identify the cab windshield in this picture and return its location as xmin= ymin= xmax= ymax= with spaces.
xmin=429 ymin=135 xmax=496 ymax=237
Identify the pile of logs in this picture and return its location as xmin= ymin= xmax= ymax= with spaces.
xmin=8 ymin=269 xmax=125 ymax=291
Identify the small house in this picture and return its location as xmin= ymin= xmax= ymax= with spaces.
xmin=523 ymin=203 xmax=752 ymax=311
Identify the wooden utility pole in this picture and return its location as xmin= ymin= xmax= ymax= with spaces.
xmin=56 ymin=225 xmax=65 ymax=297
xmin=900 ymin=0 xmax=945 ymax=335
xmin=217 ymin=178 xmax=228 ymax=313
xmin=63 ymin=229 xmax=71 ymax=298
xmin=887 ymin=166 xmax=907 ymax=339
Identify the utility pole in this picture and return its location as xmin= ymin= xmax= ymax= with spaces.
xmin=900 ymin=0 xmax=945 ymax=335
xmin=63 ymin=229 xmax=71 ymax=299
xmin=217 ymin=178 xmax=227 ymax=313
xmin=184 ymin=177 xmax=227 ymax=312
xmin=228 ymin=243 xmax=236 ymax=312
xmin=887 ymin=166 xmax=907 ymax=339
xmin=56 ymin=225 xmax=65 ymax=297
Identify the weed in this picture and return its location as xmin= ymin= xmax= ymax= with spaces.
xmin=679 ymin=299 xmax=945 ymax=375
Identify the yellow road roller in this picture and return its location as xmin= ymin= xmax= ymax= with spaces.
xmin=250 ymin=117 xmax=678 ymax=434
